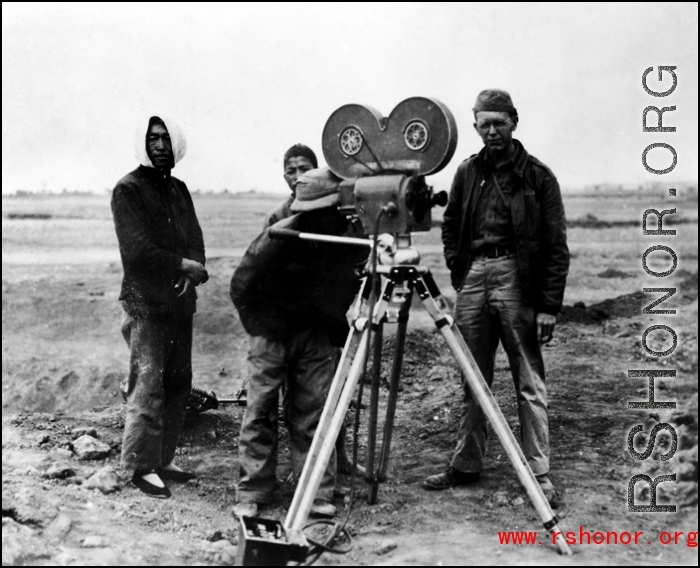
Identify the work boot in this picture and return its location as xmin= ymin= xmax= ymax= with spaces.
xmin=310 ymin=499 xmax=337 ymax=518
xmin=422 ymin=466 xmax=481 ymax=490
xmin=536 ymin=474 xmax=560 ymax=509
xmin=232 ymin=501 xmax=259 ymax=518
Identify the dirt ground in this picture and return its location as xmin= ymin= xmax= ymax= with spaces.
xmin=2 ymin=191 xmax=698 ymax=566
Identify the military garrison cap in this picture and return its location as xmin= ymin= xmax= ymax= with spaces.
xmin=473 ymin=89 xmax=517 ymax=115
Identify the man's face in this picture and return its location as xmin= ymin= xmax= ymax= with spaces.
xmin=473 ymin=111 xmax=517 ymax=155
xmin=146 ymin=123 xmax=174 ymax=169
xmin=283 ymin=156 xmax=315 ymax=194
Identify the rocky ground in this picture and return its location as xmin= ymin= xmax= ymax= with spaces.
xmin=2 ymin=282 xmax=698 ymax=566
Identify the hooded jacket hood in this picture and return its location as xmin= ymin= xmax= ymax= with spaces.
xmin=134 ymin=115 xmax=187 ymax=168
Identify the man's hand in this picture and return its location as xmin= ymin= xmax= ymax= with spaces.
xmin=175 ymin=275 xmax=193 ymax=297
xmin=180 ymin=258 xmax=208 ymax=285
xmin=536 ymin=313 xmax=556 ymax=344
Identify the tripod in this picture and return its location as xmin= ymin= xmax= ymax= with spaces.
xmin=277 ymin=231 xmax=572 ymax=556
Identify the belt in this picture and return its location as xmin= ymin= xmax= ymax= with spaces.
xmin=474 ymin=244 xmax=514 ymax=259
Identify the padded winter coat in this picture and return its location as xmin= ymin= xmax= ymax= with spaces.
xmin=230 ymin=208 xmax=365 ymax=346
xmin=111 ymin=116 xmax=205 ymax=317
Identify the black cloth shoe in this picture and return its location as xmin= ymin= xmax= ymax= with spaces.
xmin=422 ymin=466 xmax=481 ymax=490
xmin=131 ymin=471 xmax=171 ymax=499
xmin=158 ymin=468 xmax=196 ymax=483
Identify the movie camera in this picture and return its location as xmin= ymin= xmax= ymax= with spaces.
xmin=323 ymin=97 xmax=456 ymax=236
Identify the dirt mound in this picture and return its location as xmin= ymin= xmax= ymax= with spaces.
xmin=6 ymin=213 xmax=52 ymax=220
xmin=597 ymin=268 xmax=632 ymax=279
xmin=433 ymin=215 xmax=695 ymax=230
xmin=567 ymin=213 xmax=694 ymax=229
xmin=590 ymin=290 xmax=652 ymax=318
xmin=679 ymin=270 xmax=698 ymax=302
xmin=561 ymin=272 xmax=698 ymax=325
xmin=2 ymin=256 xmax=249 ymax=416
xmin=558 ymin=304 xmax=609 ymax=324
xmin=2 ymin=369 xmax=124 ymax=415
xmin=559 ymin=290 xmax=660 ymax=324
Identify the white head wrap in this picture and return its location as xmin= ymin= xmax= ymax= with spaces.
xmin=134 ymin=115 xmax=187 ymax=168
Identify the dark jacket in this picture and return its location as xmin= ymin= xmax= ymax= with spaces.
xmin=263 ymin=196 xmax=293 ymax=229
xmin=111 ymin=165 xmax=205 ymax=317
xmin=441 ymin=140 xmax=569 ymax=315
xmin=230 ymin=207 xmax=365 ymax=346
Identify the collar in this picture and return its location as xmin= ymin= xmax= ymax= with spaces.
xmin=478 ymin=139 xmax=529 ymax=177
xmin=138 ymin=164 xmax=172 ymax=182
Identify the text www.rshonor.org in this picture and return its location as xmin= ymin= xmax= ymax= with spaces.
xmin=497 ymin=527 xmax=698 ymax=547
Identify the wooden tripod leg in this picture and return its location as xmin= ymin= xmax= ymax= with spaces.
xmin=416 ymin=273 xmax=573 ymax=556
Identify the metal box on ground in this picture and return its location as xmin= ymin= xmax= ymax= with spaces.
xmin=235 ymin=516 xmax=309 ymax=566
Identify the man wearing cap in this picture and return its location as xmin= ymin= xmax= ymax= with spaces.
xmin=111 ymin=116 xmax=208 ymax=498
xmin=424 ymin=90 xmax=569 ymax=506
xmin=264 ymin=143 xmax=319 ymax=226
xmin=230 ymin=161 xmax=364 ymax=519
xmin=237 ymin=144 xmax=362 ymax=472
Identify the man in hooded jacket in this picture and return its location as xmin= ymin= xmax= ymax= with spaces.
xmin=111 ymin=115 xmax=207 ymax=498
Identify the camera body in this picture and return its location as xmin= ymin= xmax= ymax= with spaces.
xmin=322 ymin=97 xmax=457 ymax=234
xmin=337 ymin=174 xmax=436 ymax=233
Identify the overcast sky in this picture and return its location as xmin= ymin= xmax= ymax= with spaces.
xmin=2 ymin=2 xmax=698 ymax=194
